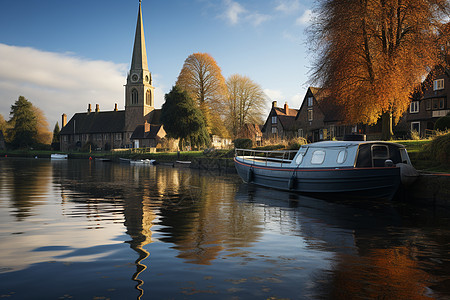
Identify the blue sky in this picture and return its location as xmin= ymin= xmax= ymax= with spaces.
xmin=0 ymin=0 xmax=315 ymax=127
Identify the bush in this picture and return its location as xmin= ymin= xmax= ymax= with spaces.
xmin=426 ymin=133 xmax=450 ymax=164
xmin=434 ymin=116 xmax=450 ymax=131
xmin=233 ymin=138 xmax=253 ymax=149
xmin=287 ymin=137 xmax=307 ymax=150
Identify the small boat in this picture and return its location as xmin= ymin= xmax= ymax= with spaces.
xmin=130 ymin=159 xmax=155 ymax=165
xmin=234 ymin=140 xmax=418 ymax=200
xmin=51 ymin=153 xmax=68 ymax=160
xmin=174 ymin=160 xmax=191 ymax=168
xmin=95 ymin=158 xmax=111 ymax=162
xmin=119 ymin=158 xmax=131 ymax=163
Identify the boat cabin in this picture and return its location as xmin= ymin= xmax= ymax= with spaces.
xmin=236 ymin=141 xmax=413 ymax=169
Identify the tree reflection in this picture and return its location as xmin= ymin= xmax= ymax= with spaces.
xmin=3 ymin=159 xmax=52 ymax=220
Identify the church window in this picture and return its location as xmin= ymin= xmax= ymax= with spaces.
xmin=146 ymin=90 xmax=151 ymax=106
xmin=132 ymin=89 xmax=138 ymax=104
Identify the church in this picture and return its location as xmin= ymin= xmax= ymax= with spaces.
xmin=60 ymin=1 xmax=165 ymax=151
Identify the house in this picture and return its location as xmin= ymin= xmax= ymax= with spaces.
xmin=295 ymin=87 xmax=364 ymax=142
xmin=237 ymin=124 xmax=263 ymax=146
xmin=211 ymin=135 xmax=233 ymax=149
xmin=405 ymin=66 xmax=450 ymax=136
xmin=261 ymin=101 xmax=299 ymax=140
xmin=130 ymin=120 xmax=166 ymax=148
xmin=59 ymin=1 xmax=163 ymax=151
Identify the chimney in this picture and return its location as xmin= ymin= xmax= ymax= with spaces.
xmin=95 ymin=104 xmax=99 ymax=113
xmin=62 ymin=114 xmax=67 ymax=128
xmin=87 ymin=104 xmax=91 ymax=114
xmin=272 ymin=101 xmax=277 ymax=108
xmin=284 ymin=102 xmax=289 ymax=113
xmin=114 ymin=103 xmax=118 ymax=111
xmin=144 ymin=120 xmax=150 ymax=132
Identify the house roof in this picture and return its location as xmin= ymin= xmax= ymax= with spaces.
xmin=60 ymin=110 xmax=126 ymax=135
xmin=273 ymin=106 xmax=298 ymax=117
xmin=131 ymin=124 xmax=163 ymax=140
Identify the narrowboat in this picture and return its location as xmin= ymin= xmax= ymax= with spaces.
xmin=234 ymin=141 xmax=418 ymax=200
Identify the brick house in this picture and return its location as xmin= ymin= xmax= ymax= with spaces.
xmin=405 ymin=66 xmax=450 ymax=136
xmin=261 ymin=101 xmax=299 ymax=140
xmin=295 ymin=87 xmax=365 ymax=142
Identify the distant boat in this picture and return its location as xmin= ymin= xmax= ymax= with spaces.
xmin=119 ymin=158 xmax=131 ymax=163
xmin=174 ymin=160 xmax=191 ymax=168
xmin=130 ymin=159 xmax=155 ymax=165
xmin=95 ymin=158 xmax=111 ymax=162
xmin=234 ymin=140 xmax=418 ymax=200
xmin=51 ymin=154 xmax=68 ymax=160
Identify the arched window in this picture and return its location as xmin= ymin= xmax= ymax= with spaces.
xmin=146 ymin=89 xmax=151 ymax=106
xmin=131 ymin=89 xmax=138 ymax=104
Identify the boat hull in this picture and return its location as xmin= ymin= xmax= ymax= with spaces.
xmin=234 ymin=158 xmax=401 ymax=200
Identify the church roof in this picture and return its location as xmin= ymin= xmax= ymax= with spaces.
xmin=130 ymin=1 xmax=148 ymax=71
xmin=60 ymin=111 xmax=126 ymax=135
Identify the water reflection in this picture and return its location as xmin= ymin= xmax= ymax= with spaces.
xmin=1 ymin=158 xmax=450 ymax=299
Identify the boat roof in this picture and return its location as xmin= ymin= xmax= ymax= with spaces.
xmin=301 ymin=140 xmax=406 ymax=149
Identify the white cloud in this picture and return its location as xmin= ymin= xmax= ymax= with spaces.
xmin=246 ymin=13 xmax=272 ymax=26
xmin=296 ymin=9 xmax=313 ymax=25
xmin=222 ymin=0 xmax=246 ymax=25
xmin=221 ymin=0 xmax=270 ymax=26
xmin=264 ymin=89 xmax=284 ymax=102
xmin=0 ymin=43 xmax=130 ymax=128
xmin=290 ymin=93 xmax=304 ymax=107
xmin=275 ymin=0 xmax=300 ymax=14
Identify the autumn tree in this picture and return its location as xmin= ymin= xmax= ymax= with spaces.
xmin=33 ymin=106 xmax=52 ymax=145
xmin=176 ymin=53 xmax=228 ymax=136
xmin=8 ymin=96 xmax=38 ymax=148
xmin=161 ymin=86 xmax=210 ymax=150
xmin=309 ymin=0 xmax=450 ymax=140
xmin=225 ymin=74 xmax=267 ymax=138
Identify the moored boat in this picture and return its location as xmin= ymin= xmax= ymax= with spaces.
xmin=234 ymin=140 xmax=418 ymax=200
xmin=51 ymin=153 xmax=68 ymax=160
xmin=130 ymin=159 xmax=155 ymax=165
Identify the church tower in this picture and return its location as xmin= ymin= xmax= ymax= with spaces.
xmin=125 ymin=0 xmax=154 ymax=134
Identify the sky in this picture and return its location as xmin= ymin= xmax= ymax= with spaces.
xmin=0 ymin=0 xmax=315 ymax=128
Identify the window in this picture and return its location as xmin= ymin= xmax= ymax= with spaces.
xmin=410 ymin=101 xmax=419 ymax=113
xmin=433 ymin=79 xmax=444 ymax=91
xmin=298 ymin=128 xmax=304 ymax=137
xmin=337 ymin=150 xmax=347 ymax=164
xmin=131 ymin=89 xmax=138 ymax=104
xmin=115 ymin=133 xmax=122 ymax=140
xmin=439 ymin=98 xmax=445 ymax=109
xmin=311 ymin=150 xmax=326 ymax=164
xmin=426 ymin=99 xmax=431 ymax=110
xmin=330 ymin=125 xmax=336 ymax=138
xmin=411 ymin=121 xmax=420 ymax=133
xmin=146 ymin=89 xmax=152 ymax=106
xmin=352 ymin=126 xmax=357 ymax=133
xmin=307 ymin=97 xmax=314 ymax=107
xmin=307 ymin=109 xmax=313 ymax=121
xmin=272 ymin=127 xmax=277 ymax=134
xmin=295 ymin=153 xmax=303 ymax=165
xmin=272 ymin=116 xmax=277 ymax=124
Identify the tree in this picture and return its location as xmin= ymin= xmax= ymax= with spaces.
xmin=225 ymin=74 xmax=267 ymax=138
xmin=52 ymin=122 xmax=61 ymax=150
xmin=0 ymin=114 xmax=7 ymax=137
xmin=8 ymin=96 xmax=38 ymax=148
xmin=176 ymin=53 xmax=228 ymax=135
xmin=33 ymin=106 xmax=52 ymax=145
xmin=309 ymin=0 xmax=450 ymax=140
xmin=161 ymin=86 xmax=210 ymax=150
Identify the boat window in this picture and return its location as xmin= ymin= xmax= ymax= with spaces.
xmin=311 ymin=150 xmax=326 ymax=164
xmin=295 ymin=153 xmax=303 ymax=164
xmin=372 ymin=145 xmax=389 ymax=159
xmin=336 ymin=150 xmax=347 ymax=164
xmin=372 ymin=145 xmax=389 ymax=167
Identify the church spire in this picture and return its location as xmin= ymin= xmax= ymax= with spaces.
xmin=131 ymin=0 xmax=148 ymax=72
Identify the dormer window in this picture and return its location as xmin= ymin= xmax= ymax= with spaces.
xmin=307 ymin=97 xmax=314 ymax=107
xmin=434 ymin=79 xmax=444 ymax=91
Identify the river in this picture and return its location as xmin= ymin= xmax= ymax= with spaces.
xmin=0 ymin=158 xmax=450 ymax=299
